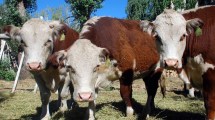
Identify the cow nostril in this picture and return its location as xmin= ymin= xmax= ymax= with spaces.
xmin=174 ymin=60 xmax=179 ymax=67
xmin=38 ymin=62 xmax=41 ymax=68
xmin=27 ymin=62 xmax=42 ymax=70
xmin=164 ymin=60 xmax=168 ymax=67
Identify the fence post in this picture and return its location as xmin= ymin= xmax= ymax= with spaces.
xmin=11 ymin=52 xmax=25 ymax=93
xmin=0 ymin=40 xmax=6 ymax=60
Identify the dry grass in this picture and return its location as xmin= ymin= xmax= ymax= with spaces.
xmin=0 ymin=78 xmax=205 ymax=120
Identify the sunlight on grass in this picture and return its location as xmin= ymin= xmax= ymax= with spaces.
xmin=0 ymin=79 xmax=205 ymax=120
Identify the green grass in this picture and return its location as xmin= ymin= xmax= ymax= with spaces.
xmin=0 ymin=79 xmax=205 ymax=120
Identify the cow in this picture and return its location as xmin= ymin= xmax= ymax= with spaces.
xmin=51 ymin=16 xmax=161 ymax=119
xmin=0 ymin=18 xmax=79 ymax=120
xmin=141 ymin=6 xmax=215 ymax=119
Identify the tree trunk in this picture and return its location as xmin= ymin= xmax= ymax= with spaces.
xmin=17 ymin=0 xmax=26 ymax=17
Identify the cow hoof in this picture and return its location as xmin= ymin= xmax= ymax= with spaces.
xmin=84 ymin=116 xmax=95 ymax=120
xmin=59 ymin=106 xmax=68 ymax=113
xmin=41 ymin=115 xmax=51 ymax=120
xmin=126 ymin=106 xmax=134 ymax=117
xmin=88 ymin=117 xmax=95 ymax=120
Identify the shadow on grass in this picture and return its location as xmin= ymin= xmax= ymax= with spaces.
xmin=173 ymin=90 xmax=203 ymax=100
xmin=20 ymin=98 xmax=205 ymax=120
xmin=20 ymin=100 xmax=87 ymax=120
xmin=105 ymin=98 xmax=204 ymax=120
xmin=146 ymin=108 xmax=205 ymax=120
xmin=20 ymin=100 xmax=59 ymax=120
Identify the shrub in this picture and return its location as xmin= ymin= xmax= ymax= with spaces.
xmin=0 ymin=58 xmax=16 ymax=81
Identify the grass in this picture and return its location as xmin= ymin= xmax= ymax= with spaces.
xmin=0 ymin=78 xmax=205 ymax=120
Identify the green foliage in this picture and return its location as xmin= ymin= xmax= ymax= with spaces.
xmin=126 ymin=0 xmax=198 ymax=21
xmin=65 ymin=0 xmax=104 ymax=29
xmin=0 ymin=0 xmax=36 ymax=26
xmin=0 ymin=3 xmax=25 ymax=26
xmin=0 ymin=58 xmax=16 ymax=81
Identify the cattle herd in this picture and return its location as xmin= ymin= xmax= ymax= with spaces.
xmin=0 ymin=5 xmax=214 ymax=120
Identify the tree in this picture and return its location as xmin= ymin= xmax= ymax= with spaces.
xmin=198 ymin=0 xmax=215 ymax=6
xmin=0 ymin=0 xmax=36 ymax=26
xmin=65 ymin=0 xmax=104 ymax=29
xmin=126 ymin=0 xmax=198 ymax=21
xmin=0 ymin=0 xmax=37 ymax=79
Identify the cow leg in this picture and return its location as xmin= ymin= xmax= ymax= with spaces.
xmin=203 ymin=69 xmax=215 ymax=120
xmin=143 ymin=71 xmax=162 ymax=118
xmin=119 ymin=70 xmax=134 ymax=116
xmin=179 ymin=69 xmax=191 ymax=96
xmin=86 ymin=88 xmax=98 ymax=120
xmin=58 ymin=78 xmax=70 ymax=112
xmin=188 ymin=87 xmax=195 ymax=98
xmin=34 ymin=75 xmax=51 ymax=120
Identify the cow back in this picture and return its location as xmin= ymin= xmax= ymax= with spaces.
xmin=80 ymin=17 xmax=159 ymax=72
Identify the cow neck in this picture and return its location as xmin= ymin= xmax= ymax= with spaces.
xmin=183 ymin=6 xmax=215 ymax=63
xmin=52 ymin=24 xmax=79 ymax=53
xmin=47 ymin=25 xmax=78 ymax=70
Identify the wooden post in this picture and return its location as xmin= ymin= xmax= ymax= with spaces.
xmin=11 ymin=52 xmax=24 ymax=93
xmin=0 ymin=40 xmax=6 ymax=60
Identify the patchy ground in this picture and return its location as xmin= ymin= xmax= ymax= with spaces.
xmin=0 ymin=78 xmax=205 ymax=120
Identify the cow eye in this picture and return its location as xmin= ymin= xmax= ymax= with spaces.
xmin=155 ymin=36 xmax=163 ymax=45
xmin=93 ymin=65 xmax=100 ymax=72
xmin=180 ymin=34 xmax=186 ymax=41
xmin=20 ymin=40 xmax=27 ymax=47
xmin=67 ymin=65 xmax=75 ymax=73
xmin=44 ymin=39 xmax=52 ymax=46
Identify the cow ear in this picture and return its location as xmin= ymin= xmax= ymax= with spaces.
xmin=0 ymin=25 xmax=21 ymax=41
xmin=48 ymin=50 xmax=67 ymax=68
xmin=186 ymin=18 xmax=203 ymax=34
xmin=49 ymin=21 xmax=65 ymax=40
xmin=140 ymin=20 xmax=156 ymax=36
xmin=99 ymin=48 xmax=109 ymax=63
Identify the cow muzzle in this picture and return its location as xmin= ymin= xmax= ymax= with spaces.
xmin=164 ymin=59 xmax=179 ymax=68
xmin=27 ymin=62 xmax=42 ymax=71
xmin=78 ymin=92 xmax=93 ymax=102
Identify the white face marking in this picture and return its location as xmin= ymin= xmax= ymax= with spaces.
xmin=153 ymin=9 xmax=187 ymax=68
xmin=19 ymin=19 xmax=61 ymax=69
xmin=66 ymin=39 xmax=121 ymax=101
xmin=66 ymin=39 xmax=103 ymax=101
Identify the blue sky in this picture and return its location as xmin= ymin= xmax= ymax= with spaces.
xmin=0 ymin=0 xmax=127 ymax=19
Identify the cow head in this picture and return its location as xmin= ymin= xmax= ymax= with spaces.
xmin=140 ymin=9 xmax=203 ymax=70
xmin=0 ymin=19 xmax=66 ymax=72
xmin=52 ymin=39 xmax=117 ymax=102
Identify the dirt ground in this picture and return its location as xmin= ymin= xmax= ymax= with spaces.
xmin=0 ymin=77 xmax=205 ymax=120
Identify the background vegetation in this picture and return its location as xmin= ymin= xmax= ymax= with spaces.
xmin=0 ymin=0 xmax=214 ymax=80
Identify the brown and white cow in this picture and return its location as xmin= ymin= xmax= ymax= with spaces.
xmin=0 ymin=18 xmax=78 ymax=120
xmin=53 ymin=16 xmax=161 ymax=119
xmin=141 ymin=6 xmax=215 ymax=119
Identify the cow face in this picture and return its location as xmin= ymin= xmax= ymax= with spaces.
xmin=55 ymin=39 xmax=110 ymax=102
xmin=1 ymin=19 xmax=65 ymax=72
xmin=140 ymin=9 xmax=203 ymax=69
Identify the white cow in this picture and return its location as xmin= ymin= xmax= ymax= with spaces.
xmin=0 ymin=18 xmax=79 ymax=120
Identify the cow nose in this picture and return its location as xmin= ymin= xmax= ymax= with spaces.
xmin=78 ymin=92 xmax=92 ymax=101
xmin=27 ymin=62 xmax=42 ymax=71
xmin=164 ymin=59 xmax=178 ymax=68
